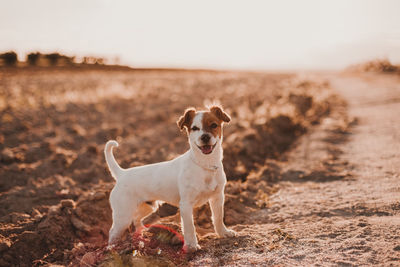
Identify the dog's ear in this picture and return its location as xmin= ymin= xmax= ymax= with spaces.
xmin=177 ymin=108 xmax=196 ymax=131
xmin=210 ymin=106 xmax=231 ymax=123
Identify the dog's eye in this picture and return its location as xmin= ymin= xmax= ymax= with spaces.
xmin=191 ymin=126 xmax=200 ymax=131
xmin=210 ymin=123 xmax=218 ymax=129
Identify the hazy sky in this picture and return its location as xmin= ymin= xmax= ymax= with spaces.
xmin=1 ymin=0 xmax=399 ymax=70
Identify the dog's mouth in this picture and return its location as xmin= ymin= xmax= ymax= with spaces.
xmin=197 ymin=143 xmax=216 ymax=155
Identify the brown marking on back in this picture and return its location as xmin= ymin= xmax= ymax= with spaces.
xmin=177 ymin=108 xmax=196 ymax=132
xmin=202 ymin=111 xmax=223 ymax=138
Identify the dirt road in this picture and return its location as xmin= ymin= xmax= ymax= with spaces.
xmin=192 ymin=73 xmax=400 ymax=266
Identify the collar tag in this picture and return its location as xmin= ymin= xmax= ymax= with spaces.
xmin=190 ymin=154 xmax=219 ymax=172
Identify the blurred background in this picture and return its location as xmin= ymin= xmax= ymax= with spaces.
xmin=1 ymin=0 xmax=399 ymax=69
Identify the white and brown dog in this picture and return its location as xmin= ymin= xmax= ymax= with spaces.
xmin=104 ymin=105 xmax=235 ymax=252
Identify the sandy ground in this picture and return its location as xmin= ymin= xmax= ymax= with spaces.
xmin=0 ymin=68 xmax=333 ymax=266
xmin=1 ymin=68 xmax=399 ymax=266
xmin=191 ymin=73 xmax=400 ymax=266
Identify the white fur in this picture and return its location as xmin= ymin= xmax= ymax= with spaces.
xmin=105 ymin=112 xmax=235 ymax=252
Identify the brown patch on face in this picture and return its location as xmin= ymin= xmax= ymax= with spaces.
xmin=177 ymin=108 xmax=196 ymax=131
xmin=202 ymin=111 xmax=223 ymax=138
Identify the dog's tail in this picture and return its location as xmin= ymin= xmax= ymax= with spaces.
xmin=104 ymin=140 xmax=123 ymax=180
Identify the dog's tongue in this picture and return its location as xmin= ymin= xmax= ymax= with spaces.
xmin=200 ymin=145 xmax=213 ymax=154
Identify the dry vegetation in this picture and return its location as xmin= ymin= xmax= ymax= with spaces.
xmin=0 ymin=51 xmax=108 ymax=67
xmin=0 ymin=67 xmax=338 ymax=266
xmin=346 ymin=58 xmax=399 ymax=73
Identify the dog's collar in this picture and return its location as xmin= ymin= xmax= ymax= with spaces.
xmin=189 ymin=154 xmax=219 ymax=172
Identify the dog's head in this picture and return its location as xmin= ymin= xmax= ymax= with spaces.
xmin=177 ymin=106 xmax=230 ymax=155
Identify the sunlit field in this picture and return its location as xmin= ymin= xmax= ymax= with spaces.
xmin=0 ymin=66 xmax=338 ymax=265
xmin=2 ymin=0 xmax=400 ymax=265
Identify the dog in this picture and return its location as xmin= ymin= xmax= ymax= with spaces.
xmin=104 ymin=105 xmax=235 ymax=252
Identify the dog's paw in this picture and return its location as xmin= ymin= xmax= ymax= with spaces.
xmin=183 ymin=243 xmax=201 ymax=253
xmin=219 ymin=229 xmax=237 ymax=238
xmin=106 ymin=244 xmax=116 ymax=250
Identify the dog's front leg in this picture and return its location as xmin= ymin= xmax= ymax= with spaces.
xmin=209 ymin=191 xmax=236 ymax=237
xmin=180 ymin=201 xmax=200 ymax=252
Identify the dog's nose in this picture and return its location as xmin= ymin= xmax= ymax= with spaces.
xmin=201 ymin=134 xmax=211 ymax=143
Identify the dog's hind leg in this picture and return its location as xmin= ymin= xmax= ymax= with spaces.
xmin=108 ymin=198 xmax=138 ymax=245
xmin=133 ymin=202 xmax=157 ymax=229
